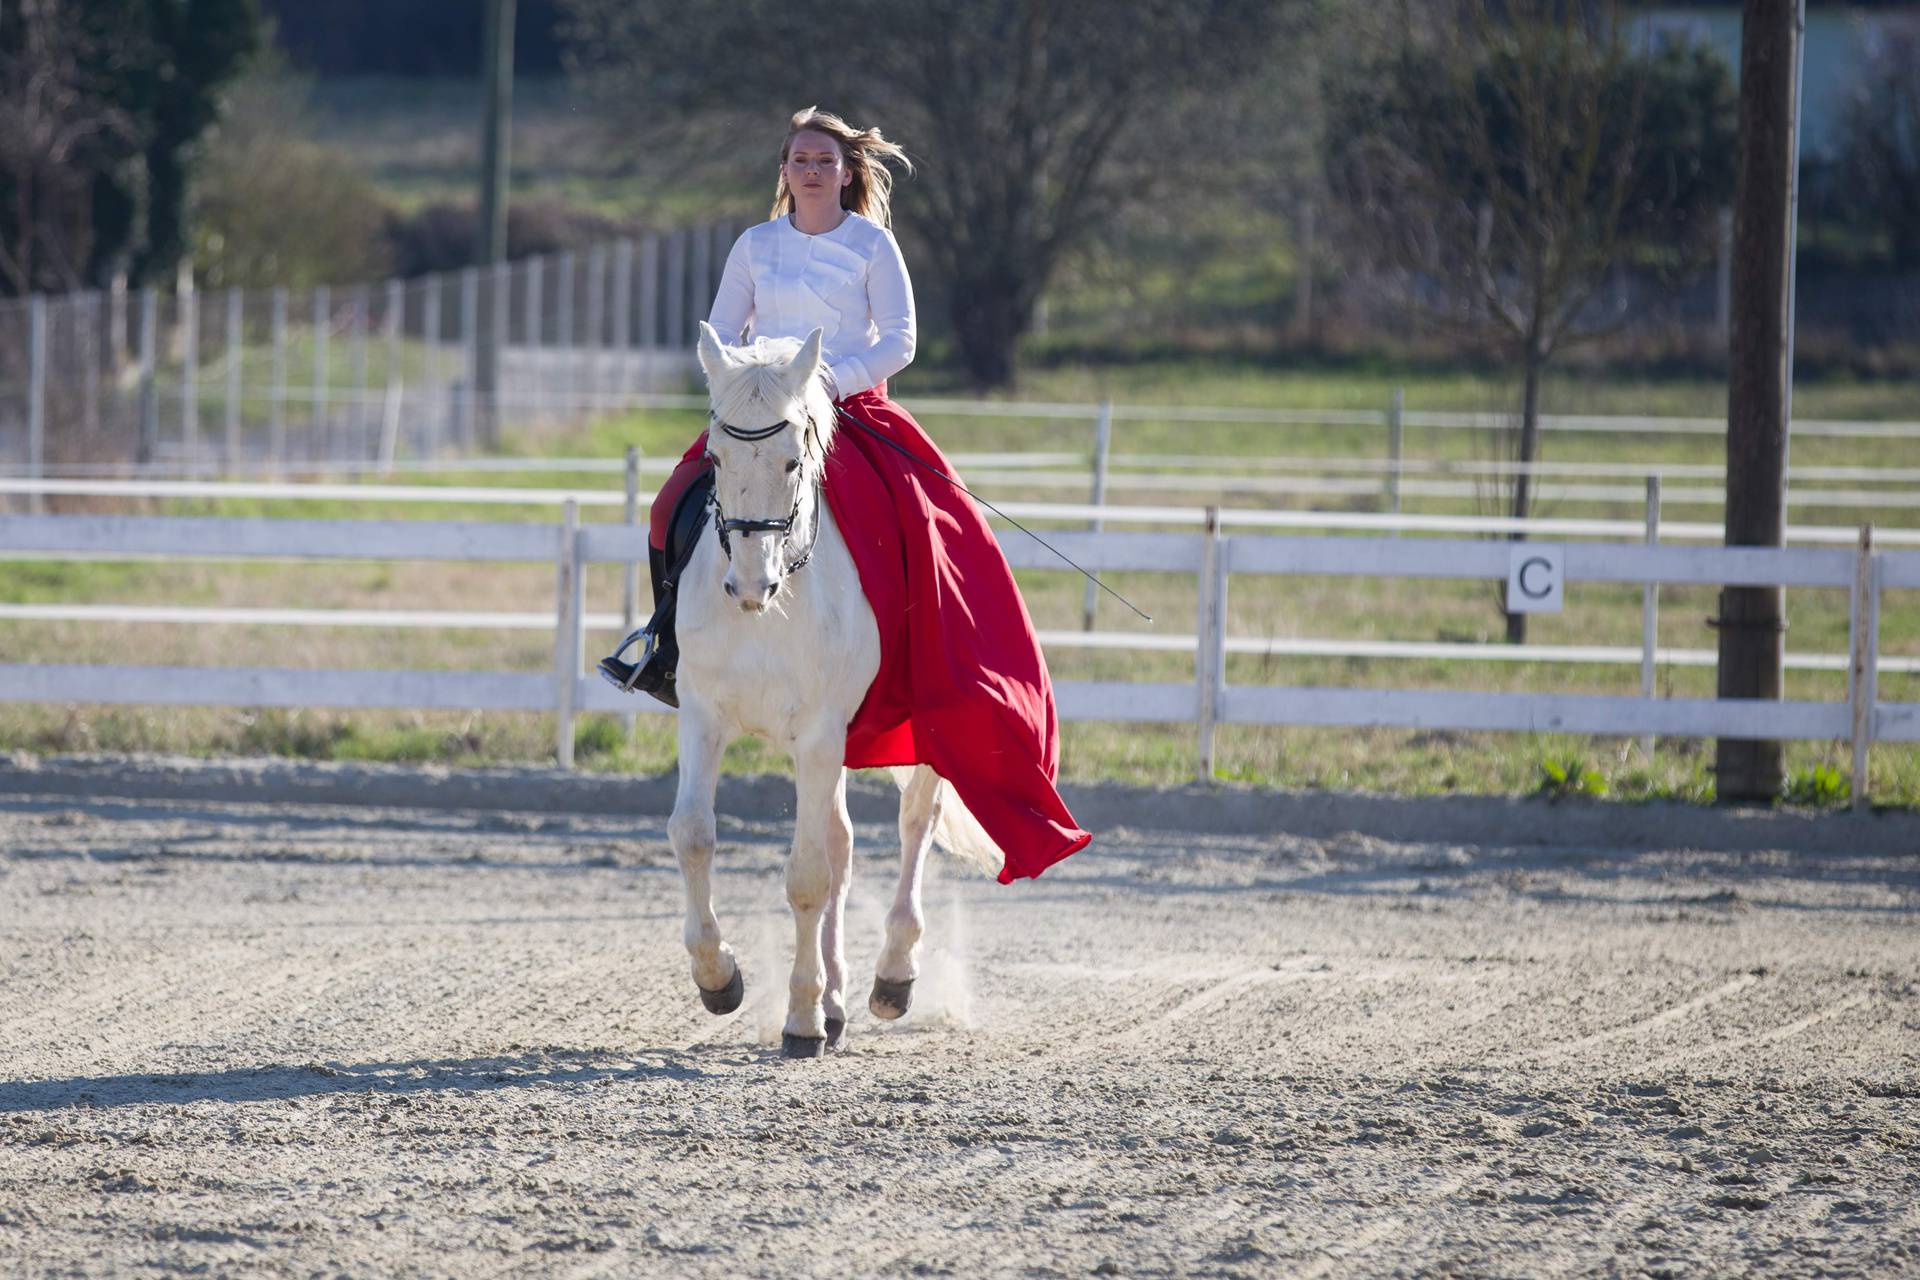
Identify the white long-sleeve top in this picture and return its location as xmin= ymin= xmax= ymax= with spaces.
xmin=706 ymin=212 xmax=916 ymax=399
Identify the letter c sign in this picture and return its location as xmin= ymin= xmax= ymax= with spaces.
xmin=1506 ymin=544 xmax=1565 ymax=613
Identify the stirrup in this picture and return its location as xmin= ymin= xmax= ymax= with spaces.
xmin=597 ymin=625 xmax=660 ymax=693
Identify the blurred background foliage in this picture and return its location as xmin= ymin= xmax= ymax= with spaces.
xmin=3 ymin=0 xmax=1918 ymax=388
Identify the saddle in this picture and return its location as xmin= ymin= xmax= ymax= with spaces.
xmin=596 ymin=468 xmax=714 ymax=708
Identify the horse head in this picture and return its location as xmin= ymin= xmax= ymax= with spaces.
xmin=695 ymin=321 xmax=837 ymax=612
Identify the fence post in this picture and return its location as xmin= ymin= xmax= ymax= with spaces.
xmin=1196 ymin=507 xmax=1228 ymax=783
xmin=380 ymin=279 xmax=403 ymax=472
xmin=690 ymin=225 xmax=711 ymax=346
xmin=269 ymin=287 xmax=288 ymax=472
xmin=622 ymin=445 xmax=641 ymax=741
xmin=488 ymin=261 xmax=508 ymax=446
xmin=640 ymin=234 xmax=660 ymax=352
xmin=525 ymin=254 xmax=544 ymax=422
xmin=138 ymin=287 xmax=158 ymax=466
xmin=422 ymin=275 xmax=442 ymax=458
xmin=610 ymin=237 xmax=633 ymax=402
xmin=1081 ymin=399 xmax=1113 ymax=630
xmin=1848 ymin=524 xmax=1878 ymax=811
xmin=459 ymin=266 xmax=479 ymax=450
xmin=1640 ymin=474 xmax=1661 ymax=760
xmin=712 ymin=221 xmax=732 ymax=297
xmin=614 ymin=238 xmax=637 ymax=351
xmin=1386 ymin=386 xmax=1405 ymax=521
xmin=110 ymin=272 xmax=128 ymax=369
xmin=224 ymin=288 xmax=242 ymax=473
xmin=555 ymin=498 xmax=583 ymax=768
xmin=81 ymin=293 xmax=100 ymax=437
xmin=556 ymin=250 xmax=575 ymax=417
xmin=181 ymin=275 xmax=199 ymax=469
xmin=312 ymin=285 xmax=331 ymax=463
xmin=585 ymin=244 xmax=606 ymax=409
xmin=351 ymin=285 xmax=371 ymax=461
xmin=27 ymin=295 xmax=46 ymax=513
xmin=665 ymin=229 xmax=687 ymax=349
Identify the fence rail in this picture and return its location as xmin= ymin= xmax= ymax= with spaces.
xmin=0 ymin=511 xmax=1911 ymax=805
xmin=3 ymin=474 xmax=1919 ymax=548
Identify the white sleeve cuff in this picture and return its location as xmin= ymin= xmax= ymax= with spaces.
xmin=825 ymin=358 xmax=871 ymax=400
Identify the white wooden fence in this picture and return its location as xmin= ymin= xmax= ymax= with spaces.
xmin=0 ymin=509 xmax=1911 ymax=805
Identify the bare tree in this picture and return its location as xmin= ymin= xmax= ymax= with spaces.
xmin=0 ymin=0 xmax=133 ymax=295
xmin=1834 ymin=16 xmax=1920 ymax=271
xmin=561 ymin=0 xmax=1301 ymax=387
xmin=1325 ymin=1 xmax=1734 ymax=640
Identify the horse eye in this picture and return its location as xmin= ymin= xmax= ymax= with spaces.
xmin=785 ymin=460 xmax=800 ymax=474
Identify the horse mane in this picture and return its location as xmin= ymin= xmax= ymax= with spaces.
xmin=708 ymin=335 xmax=837 ymax=464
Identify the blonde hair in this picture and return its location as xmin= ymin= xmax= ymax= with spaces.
xmin=771 ymin=106 xmax=912 ymax=230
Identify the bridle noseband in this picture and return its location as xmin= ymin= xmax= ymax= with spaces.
xmin=708 ymin=418 xmax=822 ymax=577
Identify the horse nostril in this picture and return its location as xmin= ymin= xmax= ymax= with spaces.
xmin=724 ymin=581 xmax=737 ymax=598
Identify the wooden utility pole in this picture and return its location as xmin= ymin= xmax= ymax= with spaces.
xmin=475 ymin=0 xmax=516 ymax=447
xmin=1715 ymin=0 xmax=1803 ymax=802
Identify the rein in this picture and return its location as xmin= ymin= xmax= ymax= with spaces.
xmin=704 ymin=403 xmax=1154 ymax=625
xmin=829 ymin=403 xmax=1153 ymax=623
xmin=708 ymin=418 xmax=822 ymax=576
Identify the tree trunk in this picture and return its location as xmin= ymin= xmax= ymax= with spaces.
xmin=1715 ymin=0 xmax=1800 ymax=803
xmin=1504 ymin=341 xmax=1545 ymax=645
xmin=948 ymin=265 xmax=1034 ymax=389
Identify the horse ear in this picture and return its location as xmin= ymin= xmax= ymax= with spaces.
xmin=794 ymin=327 xmax=825 ymax=381
xmin=696 ymin=321 xmax=729 ymax=382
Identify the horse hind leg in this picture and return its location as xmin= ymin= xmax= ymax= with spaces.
xmin=668 ymin=701 xmax=742 ymax=1014
xmin=872 ymin=765 xmax=939 ymax=1020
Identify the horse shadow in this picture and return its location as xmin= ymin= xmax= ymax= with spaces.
xmin=0 ymin=1046 xmax=726 ymax=1114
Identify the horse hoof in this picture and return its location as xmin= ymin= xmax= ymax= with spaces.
xmin=697 ymin=964 xmax=744 ymax=1016
xmin=824 ymin=1017 xmax=847 ymax=1051
xmin=781 ymin=1033 xmax=827 ymax=1059
xmin=869 ymin=977 xmax=913 ymax=1021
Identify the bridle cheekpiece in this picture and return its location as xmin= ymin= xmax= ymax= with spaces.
xmin=708 ymin=418 xmax=822 ymax=576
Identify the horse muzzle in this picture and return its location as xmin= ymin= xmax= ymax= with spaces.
xmin=724 ymin=576 xmax=780 ymax=612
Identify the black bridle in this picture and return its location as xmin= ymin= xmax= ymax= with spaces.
xmin=707 ymin=418 xmax=822 ymax=577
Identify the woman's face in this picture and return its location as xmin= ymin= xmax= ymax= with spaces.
xmin=784 ymin=130 xmax=851 ymax=199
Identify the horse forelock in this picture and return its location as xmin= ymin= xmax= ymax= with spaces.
xmin=708 ymin=337 xmax=836 ymax=463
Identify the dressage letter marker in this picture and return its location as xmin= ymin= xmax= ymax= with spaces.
xmin=1507 ymin=544 xmax=1566 ymax=614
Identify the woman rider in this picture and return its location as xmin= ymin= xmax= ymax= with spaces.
xmin=606 ymin=106 xmax=1088 ymax=882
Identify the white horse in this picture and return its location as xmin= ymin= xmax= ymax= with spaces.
xmin=671 ymin=321 xmax=1001 ymax=1059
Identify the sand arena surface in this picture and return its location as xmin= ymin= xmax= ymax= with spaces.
xmin=0 ymin=759 xmax=1915 ymax=1278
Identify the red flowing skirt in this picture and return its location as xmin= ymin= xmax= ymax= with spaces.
xmin=651 ymin=388 xmax=1090 ymax=883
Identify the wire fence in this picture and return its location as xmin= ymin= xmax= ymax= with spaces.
xmin=0 ymin=224 xmax=739 ymax=486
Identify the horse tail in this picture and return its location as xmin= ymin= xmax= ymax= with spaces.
xmin=930 ymin=779 xmax=1005 ymax=879
xmin=888 ymin=767 xmax=1005 ymax=880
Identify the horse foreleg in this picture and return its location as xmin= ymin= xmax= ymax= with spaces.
xmin=872 ymin=765 xmax=940 ymax=1021
xmin=668 ymin=700 xmax=740 ymax=1013
xmin=819 ymin=768 xmax=854 ymax=1050
xmin=781 ymin=731 xmax=846 ymax=1058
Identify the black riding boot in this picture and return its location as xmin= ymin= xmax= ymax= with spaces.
xmin=597 ymin=544 xmax=680 ymax=708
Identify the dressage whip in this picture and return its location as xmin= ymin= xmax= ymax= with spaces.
xmin=832 ymin=404 xmax=1154 ymax=623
